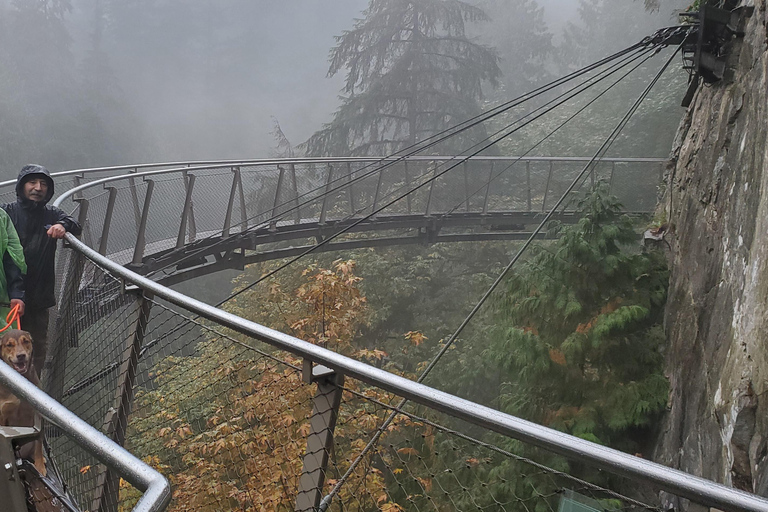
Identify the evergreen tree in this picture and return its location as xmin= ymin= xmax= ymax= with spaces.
xmin=481 ymin=185 xmax=669 ymax=452
xmin=557 ymin=0 xmax=689 ymax=73
xmin=476 ymin=0 xmax=553 ymax=98
xmin=303 ymin=0 xmax=501 ymax=157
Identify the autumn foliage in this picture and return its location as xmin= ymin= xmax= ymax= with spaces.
xmin=124 ymin=260 xmax=425 ymax=511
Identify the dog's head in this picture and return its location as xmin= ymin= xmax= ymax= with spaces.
xmin=0 ymin=329 xmax=34 ymax=375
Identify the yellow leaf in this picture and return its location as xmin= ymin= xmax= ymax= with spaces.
xmin=396 ymin=447 xmax=419 ymax=457
xmin=79 ymin=465 xmax=91 ymax=474
xmin=404 ymin=331 xmax=428 ymax=346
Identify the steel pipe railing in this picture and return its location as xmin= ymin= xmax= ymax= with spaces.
xmin=0 ymin=156 xmax=668 ymax=191
xmin=53 ymin=167 xmax=768 ymax=512
xmin=0 ymin=361 xmax=171 ymax=512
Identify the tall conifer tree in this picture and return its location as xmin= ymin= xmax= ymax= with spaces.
xmin=304 ymin=0 xmax=501 ymax=157
xmin=483 ymin=185 xmax=669 ymax=451
xmin=477 ymin=0 xmax=553 ymax=97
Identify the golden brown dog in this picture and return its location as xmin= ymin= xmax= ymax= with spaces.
xmin=0 ymin=329 xmax=46 ymax=476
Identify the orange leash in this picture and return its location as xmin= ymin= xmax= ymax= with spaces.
xmin=0 ymin=303 xmax=21 ymax=333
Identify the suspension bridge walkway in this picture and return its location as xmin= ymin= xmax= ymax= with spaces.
xmin=0 ymin=19 xmax=766 ymax=512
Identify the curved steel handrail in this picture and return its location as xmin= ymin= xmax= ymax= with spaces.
xmin=53 ymin=169 xmax=768 ymax=512
xmin=0 ymin=362 xmax=171 ymax=512
xmin=0 ymin=155 xmax=666 ymax=190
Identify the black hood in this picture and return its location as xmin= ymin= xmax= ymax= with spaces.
xmin=16 ymin=164 xmax=54 ymax=205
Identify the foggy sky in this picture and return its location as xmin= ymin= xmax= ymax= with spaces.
xmin=51 ymin=0 xmax=687 ymax=166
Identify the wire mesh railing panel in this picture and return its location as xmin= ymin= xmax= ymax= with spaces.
xmin=467 ymin=160 xmax=531 ymax=214
xmin=51 ymin=157 xmax=667 ymax=273
xmin=398 ymin=160 xmax=435 ymax=215
xmin=343 ymin=162 xmax=389 ymax=218
xmin=371 ymin=162 xmax=413 ymax=217
xmin=326 ymin=380 xmax=667 ymax=512
xmin=138 ymin=177 xmax=189 ymax=255
xmin=123 ymin=314 xmax=316 ymax=511
xmin=44 ymin=257 xmax=158 ymax=510
xmin=0 ymin=188 xmax=17 ymax=206
xmin=180 ymin=169 xmax=239 ymax=239
xmin=428 ymin=162 xmax=473 ymax=215
xmin=541 ymin=162 xmax=584 ymax=213
xmin=269 ymin=164 xmax=306 ymax=224
xmin=48 ymin=252 xmax=322 ymax=510
xmin=240 ymin=164 xmax=285 ymax=228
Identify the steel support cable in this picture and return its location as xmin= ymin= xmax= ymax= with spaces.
xmin=317 ymin=36 xmax=688 ymax=511
xmin=213 ymin=44 xmax=664 ymax=306
xmin=59 ymin=41 xmax=662 ymax=401
xmin=61 ymin=48 xmax=651 ymax=399
xmin=293 ymin=46 xmax=658 ymax=268
xmin=438 ymin=47 xmax=669 ymax=219
xmin=143 ymin=39 xmax=656 ymax=280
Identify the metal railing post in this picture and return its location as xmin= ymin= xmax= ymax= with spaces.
xmin=239 ymin=168 xmax=248 ymax=231
xmin=0 ymin=429 xmax=35 ymax=512
xmin=483 ymin=162 xmax=494 ymax=215
xmin=271 ymin=165 xmax=286 ymax=231
xmin=425 ymin=161 xmax=438 ymax=216
xmin=91 ymin=292 xmax=154 ymax=512
xmin=404 ymin=161 xmax=412 ymax=214
xmin=222 ymin=167 xmax=240 ymax=237
xmin=98 ymin=187 xmax=118 ymax=256
xmin=526 ymin=161 xmax=532 ymax=211
xmin=295 ymin=363 xmax=344 ymax=512
xmin=319 ymin=164 xmax=334 ymax=225
xmin=346 ymin=162 xmax=356 ymax=215
xmin=290 ymin=163 xmax=301 ymax=224
xmin=463 ymin=161 xmax=471 ymax=212
xmin=183 ymin=171 xmax=197 ymax=244
xmin=132 ymin=180 xmax=155 ymax=266
xmin=72 ymin=173 xmax=84 ymax=201
xmin=128 ymin=169 xmax=142 ymax=229
xmin=542 ymin=161 xmax=554 ymax=212
xmin=176 ymin=173 xmax=196 ymax=249
xmin=372 ymin=166 xmax=384 ymax=215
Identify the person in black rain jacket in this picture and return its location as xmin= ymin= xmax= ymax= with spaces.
xmin=2 ymin=164 xmax=82 ymax=376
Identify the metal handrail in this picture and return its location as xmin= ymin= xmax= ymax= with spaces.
xmin=0 ymin=361 xmax=171 ymax=512
xmin=0 ymin=155 xmax=666 ymax=190
xmin=53 ymin=171 xmax=768 ymax=512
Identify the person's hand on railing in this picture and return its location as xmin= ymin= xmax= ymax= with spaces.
xmin=46 ymin=223 xmax=67 ymax=240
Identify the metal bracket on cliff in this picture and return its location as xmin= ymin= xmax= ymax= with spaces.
xmin=680 ymin=2 xmax=755 ymax=106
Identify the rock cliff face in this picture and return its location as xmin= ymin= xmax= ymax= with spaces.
xmin=655 ymin=0 xmax=768 ymax=497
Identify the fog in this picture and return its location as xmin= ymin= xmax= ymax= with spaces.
xmin=0 ymin=0 xmax=690 ymax=177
